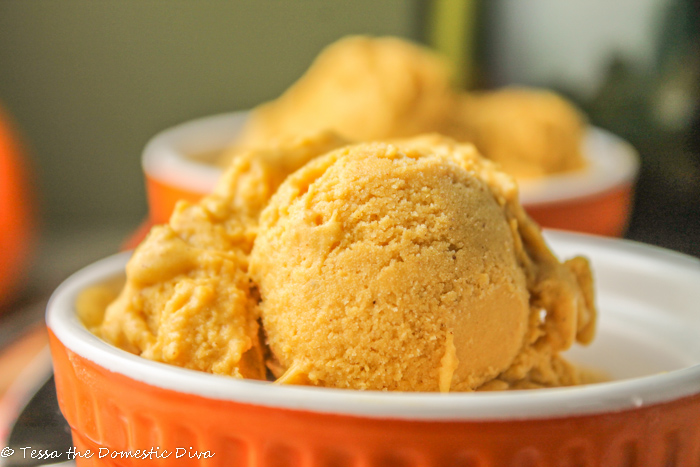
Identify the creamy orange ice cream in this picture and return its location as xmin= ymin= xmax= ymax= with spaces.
xmin=448 ymin=88 xmax=587 ymax=178
xmin=96 ymin=131 xmax=595 ymax=391
xmin=225 ymin=36 xmax=586 ymax=180
xmin=228 ymin=35 xmax=456 ymax=161
xmin=99 ymin=131 xmax=347 ymax=379
xmin=249 ymin=135 xmax=595 ymax=391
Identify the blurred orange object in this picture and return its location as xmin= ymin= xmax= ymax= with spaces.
xmin=0 ymin=105 xmax=34 ymax=308
xmin=526 ymin=184 xmax=634 ymax=237
xmin=145 ymin=176 xmax=204 ymax=226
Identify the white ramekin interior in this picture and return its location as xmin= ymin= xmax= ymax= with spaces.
xmin=47 ymin=231 xmax=700 ymax=421
xmin=141 ymin=112 xmax=639 ymax=206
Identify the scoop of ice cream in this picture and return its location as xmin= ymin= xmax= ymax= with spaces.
xmin=98 ymin=127 xmax=595 ymax=391
xmin=99 ymin=131 xmax=347 ymax=379
xmin=228 ymin=36 xmax=587 ymax=180
xmin=449 ymin=88 xmax=587 ymax=178
xmin=233 ymin=36 xmax=456 ymax=152
xmin=250 ymin=135 xmax=596 ymax=391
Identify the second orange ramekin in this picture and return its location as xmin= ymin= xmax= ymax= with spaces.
xmin=142 ymin=112 xmax=640 ymax=236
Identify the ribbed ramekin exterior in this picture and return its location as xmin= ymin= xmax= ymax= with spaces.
xmin=50 ymin=332 xmax=700 ymax=467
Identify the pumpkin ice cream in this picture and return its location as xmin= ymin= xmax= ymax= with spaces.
xmin=448 ymin=88 xmax=587 ymax=178
xmin=97 ymin=133 xmax=596 ymax=391
xmin=250 ymin=135 xmax=595 ymax=391
xmin=226 ymin=36 xmax=587 ymax=180
xmin=227 ymin=35 xmax=456 ymax=162
xmin=98 ymin=131 xmax=347 ymax=379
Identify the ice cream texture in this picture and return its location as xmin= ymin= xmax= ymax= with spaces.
xmin=99 ymin=131 xmax=347 ymax=379
xmin=225 ymin=36 xmax=456 ymax=165
xmin=97 ymin=133 xmax=596 ymax=391
xmin=228 ymin=36 xmax=587 ymax=179
xmin=449 ymin=89 xmax=587 ymax=178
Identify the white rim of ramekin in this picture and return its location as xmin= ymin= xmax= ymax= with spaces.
xmin=142 ymin=112 xmax=640 ymax=206
xmin=517 ymin=127 xmax=640 ymax=205
xmin=46 ymin=231 xmax=700 ymax=421
xmin=142 ymin=112 xmax=247 ymax=194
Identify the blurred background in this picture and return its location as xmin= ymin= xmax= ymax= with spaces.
xmin=0 ymin=0 xmax=698 ymax=398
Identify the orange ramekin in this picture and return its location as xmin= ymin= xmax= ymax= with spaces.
xmin=141 ymin=112 xmax=639 ymax=236
xmin=47 ymin=231 xmax=700 ymax=467
xmin=142 ymin=113 xmax=242 ymax=226
xmin=517 ymin=128 xmax=639 ymax=237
